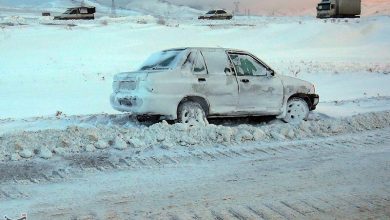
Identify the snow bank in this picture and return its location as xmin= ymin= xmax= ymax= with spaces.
xmin=1 ymin=111 xmax=389 ymax=162
xmin=0 ymin=16 xmax=389 ymax=119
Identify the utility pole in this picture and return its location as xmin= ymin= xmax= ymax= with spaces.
xmin=111 ymin=0 xmax=117 ymax=17
xmin=233 ymin=1 xmax=240 ymax=15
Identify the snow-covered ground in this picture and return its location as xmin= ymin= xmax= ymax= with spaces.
xmin=1 ymin=1 xmax=390 ymax=218
xmin=0 ymin=6 xmax=389 ymax=160
xmin=0 ymin=15 xmax=389 ymax=120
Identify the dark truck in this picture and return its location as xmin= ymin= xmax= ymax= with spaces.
xmin=317 ymin=0 xmax=361 ymax=18
xmin=54 ymin=6 xmax=96 ymax=20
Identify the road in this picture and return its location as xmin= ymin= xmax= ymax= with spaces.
xmin=1 ymin=127 xmax=390 ymax=220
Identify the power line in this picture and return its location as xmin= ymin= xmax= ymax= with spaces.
xmin=233 ymin=1 xmax=240 ymax=14
xmin=111 ymin=0 xmax=117 ymax=17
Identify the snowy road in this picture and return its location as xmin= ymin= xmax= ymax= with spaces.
xmin=1 ymin=126 xmax=389 ymax=219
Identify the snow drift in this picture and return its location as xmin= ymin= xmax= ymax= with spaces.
xmin=1 ymin=111 xmax=389 ymax=161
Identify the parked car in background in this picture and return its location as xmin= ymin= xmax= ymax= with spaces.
xmin=111 ymin=48 xmax=319 ymax=124
xmin=54 ymin=6 xmax=96 ymax=20
xmin=198 ymin=9 xmax=233 ymax=20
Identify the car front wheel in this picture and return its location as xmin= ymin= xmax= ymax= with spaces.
xmin=283 ymin=98 xmax=310 ymax=124
xmin=177 ymin=101 xmax=208 ymax=126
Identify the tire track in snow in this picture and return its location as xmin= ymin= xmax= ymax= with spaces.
xmin=1 ymin=126 xmax=390 ymax=186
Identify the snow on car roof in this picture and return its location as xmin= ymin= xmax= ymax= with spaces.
xmin=164 ymin=47 xmax=246 ymax=53
xmin=67 ymin=6 xmax=95 ymax=9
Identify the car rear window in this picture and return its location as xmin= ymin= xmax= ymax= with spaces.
xmin=139 ymin=49 xmax=185 ymax=71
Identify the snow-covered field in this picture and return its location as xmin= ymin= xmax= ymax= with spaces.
xmin=0 ymin=15 xmax=389 ymax=119
xmin=0 ymin=1 xmax=390 ymax=218
xmin=0 ymin=11 xmax=390 ymax=159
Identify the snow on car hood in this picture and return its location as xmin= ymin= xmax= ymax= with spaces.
xmin=278 ymin=75 xmax=315 ymax=94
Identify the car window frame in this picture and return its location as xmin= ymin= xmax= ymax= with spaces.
xmin=79 ymin=8 xmax=88 ymax=14
xmin=227 ymin=51 xmax=274 ymax=77
xmin=192 ymin=51 xmax=208 ymax=75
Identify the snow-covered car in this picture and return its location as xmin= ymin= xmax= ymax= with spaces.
xmin=111 ymin=48 xmax=319 ymax=124
xmin=54 ymin=6 xmax=95 ymax=20
xmin=198 ymin=9 xmax=233 ymax=20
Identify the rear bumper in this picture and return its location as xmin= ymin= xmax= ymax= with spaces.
xmin=308 ymin=94 xmax=320 ymax=110
xmin=110 ymin=93 xmax=178 ymax=120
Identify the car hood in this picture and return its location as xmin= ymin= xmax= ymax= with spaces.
xmin=278 ymin=75 xmax=315 ymax=94
xmin=114 ymin=71 xmax=149 ymax=82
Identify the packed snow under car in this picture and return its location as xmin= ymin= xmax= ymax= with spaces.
xmin=111 ymin=48 xmax=319 ymax=124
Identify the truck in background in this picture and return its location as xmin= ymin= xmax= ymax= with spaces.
xmin=317 ymin=0 xmax=361 ymax=18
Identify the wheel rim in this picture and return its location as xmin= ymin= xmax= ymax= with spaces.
xmin=285 ymin=100 xmax=309 ymax=123
xmin=181 ymin=107 xmax=205 ymax=125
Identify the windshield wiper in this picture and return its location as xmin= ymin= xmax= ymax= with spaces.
xmin=151 ymin=67 xmax=169 ymax=70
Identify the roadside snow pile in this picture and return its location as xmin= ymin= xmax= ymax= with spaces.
xmin=0 ymin=16 xmax=26 ymax=25
xmin=0 ymin=111 xmax=389 ymax=162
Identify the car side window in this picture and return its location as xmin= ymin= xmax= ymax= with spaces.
xmin=80 ymin=8 xmax=88 ymax=14
xmin=229 ymin=53 xmax=268 ymax=76
xmin=217 ymin=10 xmax=226 ymax=14
xmin=202 ymin=49 xmax=232 ymax=76
xmin=193 ymin=52 xmax=207 ymax=75
xmin=182 ymin=52 xmax=196 ymax=71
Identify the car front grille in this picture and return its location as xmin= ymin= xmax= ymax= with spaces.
xmin=113 ymin=81 xmax=137 ymax=92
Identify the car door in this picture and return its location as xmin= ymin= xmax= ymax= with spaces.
xmin=216 ymin=10 xmax=227 ymax=19
xmin=190 ymin=49 xmax=238 ymax=115
xmin=69 ymin=9 xmax=78 ymax=19
xmin=228 ymin=52 xmax=284 ymax=114
xmin=79 ymin=7 xmax=88 ymax=19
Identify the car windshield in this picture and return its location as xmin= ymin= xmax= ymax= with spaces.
xmin=139 ymin=49 xmax=185 ymax=71
xmin=206 ymin=10 xmax=216 ymax=14
xmin=317 ymin=3 xmax=331 ymax=11
xmin=63 ymin=9 xmax=73 ymax=14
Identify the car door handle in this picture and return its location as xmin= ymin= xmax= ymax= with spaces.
xmin=198 ymin=78 xmax=206 ymax=82
xmin=241 ymin=79 xmax=249 ymax=83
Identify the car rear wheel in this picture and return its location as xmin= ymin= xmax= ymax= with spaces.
xmin=283 ymin=98 xmax=310 ymax=124
xmin=177 ymin=101 xmax=208 ymax=126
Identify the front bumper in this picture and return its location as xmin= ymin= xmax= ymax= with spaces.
xmin=308 ymin=94 xmax=320 ymax=110
xmin=110 ymin=93 xmax=143 ymax=112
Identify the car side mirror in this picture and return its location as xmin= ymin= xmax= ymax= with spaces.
xmin=268 ymin=69 xmax=275 ymax=77
xmin=224 ymin=67 xmax=231 ymax=74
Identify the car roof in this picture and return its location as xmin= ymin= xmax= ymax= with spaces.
xmin=67 ymin=6 xmax=95 ymax=9
xmin=164 ymin=47 xmax=248 ymax=53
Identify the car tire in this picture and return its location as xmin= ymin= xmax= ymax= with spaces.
xmin=283 ymin=97 xmax=310 ymax=124
xmin=177 ymin=101 xmax=208 ymax=126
